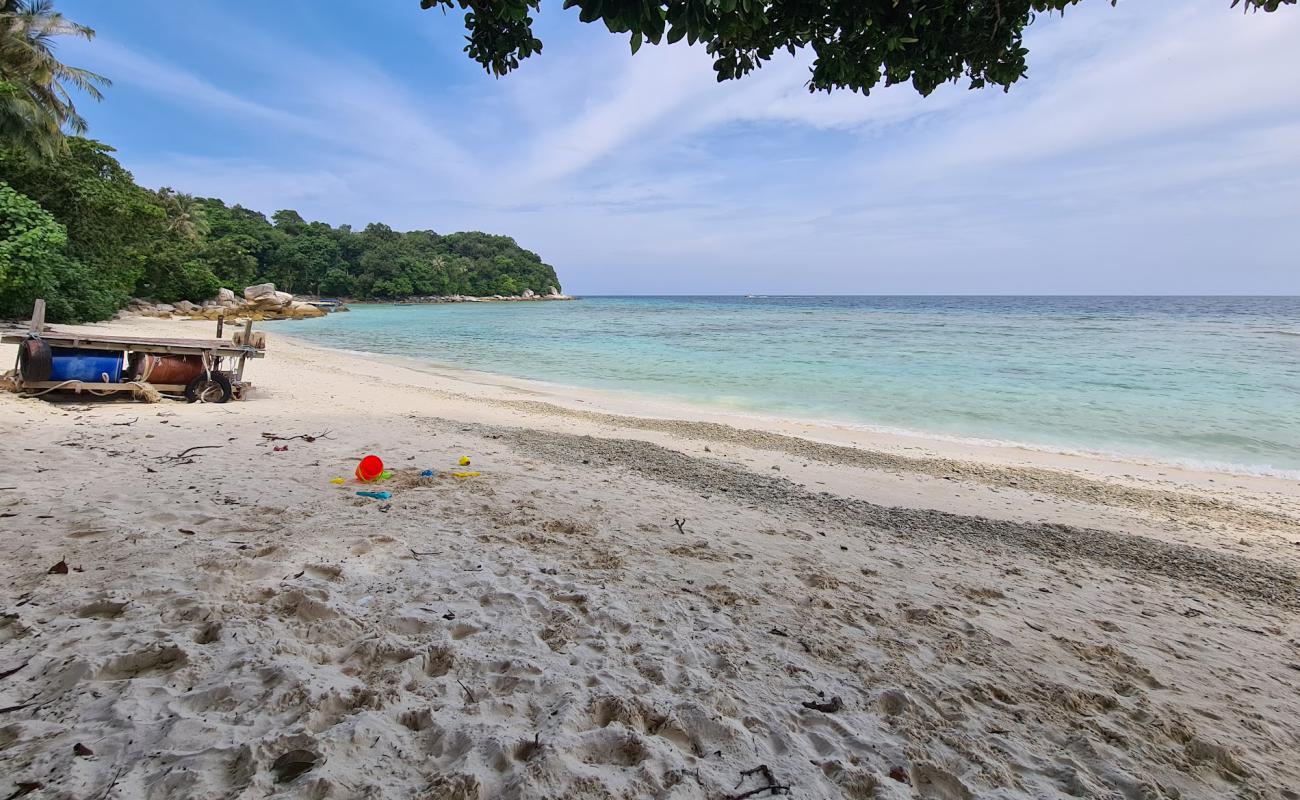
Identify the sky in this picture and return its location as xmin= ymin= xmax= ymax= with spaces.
xmin=55 ymin=0 xmax=1300 ymax=295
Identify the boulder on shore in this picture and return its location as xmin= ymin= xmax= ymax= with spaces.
xmin=251 ymin=290 xmax=294 ymax=310
xmin=217 ymin=288 xmax=236 ymax=303
xmin=283 ymin=302 xmax=326 ymax=319
xmin=522 ymin=288 xmax=536 ymax=298
xmin=243 ymin=283 xmax=279 ymax=302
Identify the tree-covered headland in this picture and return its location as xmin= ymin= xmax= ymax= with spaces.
xmin=0 ymin=1 xmax=560 ymax=323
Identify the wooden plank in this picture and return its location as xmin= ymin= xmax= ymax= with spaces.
xmin=0 ymin=330 xmax=256 ymax=349
xmin=18 ymin=380 xmax=250 ymax=391
xmin=0 ymin=334 xmax=263 ymax=359
xmin=29 ymin=300 xmax=45 ymax=333
xmin=17 ymin=381 xmax=188 ymax=392
xmin=0 ymin=329 xmax=266 ymax=351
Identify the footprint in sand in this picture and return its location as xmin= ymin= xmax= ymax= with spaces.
xmin=574 ymin=727 xmax=652 ymax=767
xmin=192 ymin=621 xmax=222 ymax=644
xmin=76 ymin=598 xmax=129 ymax=618
xmin=422 ymin=644 xmax=455 ymax=677
xmin=96 ymin=643 xmax=187 ymax=680
xmin=909 ymin=763 xmax=974 ymax=800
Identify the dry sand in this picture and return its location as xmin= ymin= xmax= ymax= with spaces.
xmin=2 ymin=316 xmax=1299 ymax=800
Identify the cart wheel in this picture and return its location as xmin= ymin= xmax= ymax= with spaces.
xmin=185 ymin=372 xmax=233 ymax=403
xmin=18 ymin=337 xmax=52 ymax=381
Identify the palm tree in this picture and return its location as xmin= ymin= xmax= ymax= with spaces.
xmin=0 ymin=0 xmax=109 ymax=158
xmin=156 ymin=187 xmax=210 ymax=241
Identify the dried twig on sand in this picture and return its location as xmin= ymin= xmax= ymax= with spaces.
xmin=672 ymin=517 xmax=687 ymax=534
xmin=0 ymin=661 xmax=30 ymax=680
xmin=261 ymin=431 xmax=332 ymax=443
xmin=729 ymin=765 xmax=791 ymax=799
xmin=157 ymin=445 xmax=222 ymax=465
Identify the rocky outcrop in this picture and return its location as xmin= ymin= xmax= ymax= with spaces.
xmin=121 ymin=282 xmax=566 ymax=321
xmin=121 ymin=283 xmax=328 ymax=322
xmin=283 ymin=302 xmax=326 ymax=319
xmin=392 ymin=291 xmax=572 ymax=304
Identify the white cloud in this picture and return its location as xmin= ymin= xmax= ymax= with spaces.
xmin=66 ymin=0 xmax=1300 ymax=293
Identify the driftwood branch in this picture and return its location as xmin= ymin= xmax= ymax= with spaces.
xmin=157 ymin=445 xmax=222 ymax=465
xmin=99 ymin=761 xmax=126 ymax=800
xmin=728 ymin=765 xmax=791 ymax=799
xmin=0 ymin=660 xmax=30 ymax=680
xmin=672 ymin=518 xmax=687 ymax=534
xmin=261 ymin=430 xmax=332 ymax=443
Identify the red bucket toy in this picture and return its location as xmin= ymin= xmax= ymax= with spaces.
xmin=355 ymin=454 xmax=384 ymax=482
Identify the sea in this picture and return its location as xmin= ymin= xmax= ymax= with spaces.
xmin=277 ymin=296 xmax=1300 ymax=478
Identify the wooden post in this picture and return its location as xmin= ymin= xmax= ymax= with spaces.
xmin=216 ymin=310 xmax=225 ymax=338
xmin=241 ymin=318 xmax=253 ymax=349
xmin=29 ymin=299 xmax=45 ymax=333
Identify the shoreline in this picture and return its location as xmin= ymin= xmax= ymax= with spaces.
xmin=269 ymin=324 xmax=1300 ymax=484
xmin=3 ymin=315 xmax=1299 ymax=798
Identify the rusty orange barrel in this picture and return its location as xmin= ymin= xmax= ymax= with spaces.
xmin=130 ymin=354 xmax=205 ymax=385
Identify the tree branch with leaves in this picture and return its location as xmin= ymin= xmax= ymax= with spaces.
xmin=421 ymin=0 xmax=1294 ymax=96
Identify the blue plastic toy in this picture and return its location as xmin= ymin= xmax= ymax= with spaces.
xmin=356 ymin=490 xmax=392 ymax=500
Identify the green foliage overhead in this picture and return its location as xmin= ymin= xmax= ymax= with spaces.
xmin=421 ymin=0 xmax=1294 ymax=96
xmin=0 ymin=0 xmax=109 ymax=158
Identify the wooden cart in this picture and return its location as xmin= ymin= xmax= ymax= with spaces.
xmin=3 ymin=300 xmax=265 ymax=402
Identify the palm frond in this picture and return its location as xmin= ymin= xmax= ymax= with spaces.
xmin=0 ymin=0 xmax=107 ymax=154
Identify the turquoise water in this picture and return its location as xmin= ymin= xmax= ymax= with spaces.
xmin=277 ymin=297 xmax=1300 ymax=476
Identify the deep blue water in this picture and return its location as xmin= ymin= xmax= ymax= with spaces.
xmin=276 ymin=296 xmax=1300 ymax=476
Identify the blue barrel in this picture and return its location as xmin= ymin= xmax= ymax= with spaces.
xmin=49 ymin=348 xmax=124 ymax=383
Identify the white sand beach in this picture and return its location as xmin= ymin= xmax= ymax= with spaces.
xmin=2 ymin=316 xmax=1299 ymax=800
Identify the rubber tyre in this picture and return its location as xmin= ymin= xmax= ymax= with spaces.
xmin=18 ymin=337 xmax=52 ymax=381
xmin=185 ymin=372 xmax=233 ymax=403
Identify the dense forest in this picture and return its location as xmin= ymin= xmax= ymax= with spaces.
xmin=0 ymin=138 xmax=562 ymax=322
xmin=0 ymin=2 xmax=559 ymax=323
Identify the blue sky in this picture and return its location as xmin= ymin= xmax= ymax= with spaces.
xmin=56 ymin=0 xmax=1300 ymax=294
